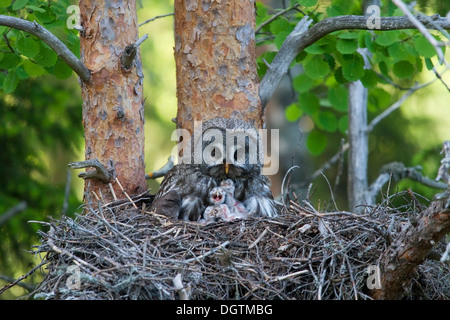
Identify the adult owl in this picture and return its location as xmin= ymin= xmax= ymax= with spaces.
xmin=149 ymin=117 xmax=278 ymax=221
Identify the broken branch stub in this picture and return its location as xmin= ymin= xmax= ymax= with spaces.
xmin=68 ymin=159 xmax=111 ymax=184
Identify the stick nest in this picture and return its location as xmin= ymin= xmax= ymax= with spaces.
xmin=30 ymin=192 xmax=449 ymax=300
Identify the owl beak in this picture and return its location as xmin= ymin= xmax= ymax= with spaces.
xmin=224 ymin=163 xmax=229 ymax=175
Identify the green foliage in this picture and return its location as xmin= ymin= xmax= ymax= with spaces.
xmin=256 ymin=0 xmax=446 ymax=157
xmin=0 ymin=1 xmax=83 ymax=297
xmin=0 ymin=0 xmax=80 ymax=94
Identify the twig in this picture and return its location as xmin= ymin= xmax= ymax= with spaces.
xmin=256 ymin=4 xmax=300 ymax=33
xmin=0 ymin=261 xmax=46 ymax=295
xmin=281 ymin=166 xmax=300 ymax=208
xmin=139 ymin=13 xmax=174 ymax=27
xmin=146 ymin=156 xmax=175 ymax=179
xmin=115 ymin=177 xmax=138 ymax=209
xmin=184 ymin=241 xmax=230 ymax=264
xmin=0 ymin=15 xmax=90 ymax=82
xmin=248 ymin=227 xmax=269 ymax=249
xmin=0 ymin=201 xmax=27 ymax=227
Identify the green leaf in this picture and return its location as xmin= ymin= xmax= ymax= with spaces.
xmin=317 ymin=111 xmax=338 ymax=132
xmin=304 ymin=56 xmax=330 ymax=80
xmin=425 ymin=58 xmax=434 ymax=71
xmin=328 ymin=86 xmax=348 ymax=112
xmin=16 ymin=36 xmax=40 ymax=58
xmin=360 ymin=69 xmax=378 ymax=88
xmin=0 ymin=0 xmax=11 ymax=7
xmin=0 ymin=53 xmax=21 ymax=69
xmin=293 ymin=73 xmax=314 ymax=93
xmin=375 ymin=31 xmax=398 ymax=47
xmin=307 ymin=130 xmax=327 ymax=156
xmin=414 ymin=35 xmax=436 ymax=58
xmin=299 ymin=91 xmax=320 ymax=115
xmin=342 ymin=54 xmax=364 ymax=81
xmin=337 ymin=32 xmax=359 ymax=39
xmin=304 ymin=43 xmax=325 ymax=55
xmin=53 ymin=59 xmax=73 ymax=79
xmin=35 ymin=45 xmax=58 ymax=67
xmin=3 ymin=71 xmax=19 ymax=93
xmin=12 ymin=0 xmax=28 ymax=10
xmin=387 ymin=42 xmax=409 ymax=61
xmin=336 ymin=38 xmax=357 ymax=54
xmin=285 ymin=103 xmax=303 ymax=122
xmin=297 ymin=0 xmax=318 ymax=7
xmin=26 ymin=5 xmax=46 ymax=13
xmin=334 ymin=67 xmax=348 ymax=84
xmin=22 ymin=60 xmax=47 ymax=76
xmin=393 ymin=60 xmax=414 ymax=78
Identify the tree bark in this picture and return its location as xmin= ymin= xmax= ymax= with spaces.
xmin=173 ymin=0 xmax=263 ymax=134
xmin=79 ymin=0 xmax=147 ymax=204
xmin=371 ymin=192 xmax=450 ymax=299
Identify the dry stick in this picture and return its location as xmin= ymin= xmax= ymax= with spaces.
xmin=115 ymin=178 xmax=138 ymax=209
xmin=0 ymin=201 xmax=27 ymax=227
xmin=248 ymin=227 xmax=269 ymax=250
xmin=184 ymin=241 xmax=230 ymax=264
xmin=0 ymin=260 xmax=47 ymax=295
xmin=139 ymin=12 xmax=174 ymax=27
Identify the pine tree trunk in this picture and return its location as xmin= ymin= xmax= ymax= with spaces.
xmin=173 ymin=0 xmax=262 ymax=134
xmin=79 ymin=0 xmax=147 ymax=203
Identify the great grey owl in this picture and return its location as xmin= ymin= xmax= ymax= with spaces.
xmin=149 ymin=117 xmax=278 ymax=221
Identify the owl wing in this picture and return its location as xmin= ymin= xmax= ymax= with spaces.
xmin=241 ymin=174 xmax=278 ymax=218
xmin=150 ymin=164 xmax=216 ymax=221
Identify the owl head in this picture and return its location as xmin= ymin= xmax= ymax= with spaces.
xmin=193 ymin=118 xmax=263 ymax=179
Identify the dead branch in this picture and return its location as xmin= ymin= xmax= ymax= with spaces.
xmin=68 ymin=159 xmax=112 ymax=184
xmin=0 ymin=201 xmax=27 ymax=227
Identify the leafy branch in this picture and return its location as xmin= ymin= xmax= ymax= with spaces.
xmin=0 ymin=15 xmax=91 ymax=82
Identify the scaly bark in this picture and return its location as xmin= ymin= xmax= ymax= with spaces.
xmin=79 ymin=0 xmax=147 ymax=203
xmin=173 ymin=0 xmax=263 ymax=134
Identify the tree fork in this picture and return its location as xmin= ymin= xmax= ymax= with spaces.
xmin=173 ymin=0 xmax=263 ymax=134
xmin=79 ymin=0 xmax=147 ymax=204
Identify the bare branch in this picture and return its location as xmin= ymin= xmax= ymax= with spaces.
xmin=0 ymin=201 xmax=27 ymax=227
xmin=259 ymin=14 xmax=450 ymax=108
xmin=145 ymin=156 xmax=175 ymax=179
xmin=139 ymin=12 xmax=174 ymax=27
xmin=0 ymin=15 xmax=91 ymax=82
xmin=68 ymin=159 xmax=112 ymax=184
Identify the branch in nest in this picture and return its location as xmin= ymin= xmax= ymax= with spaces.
xmin=68 ymin=159 xmax=111 ymax=184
